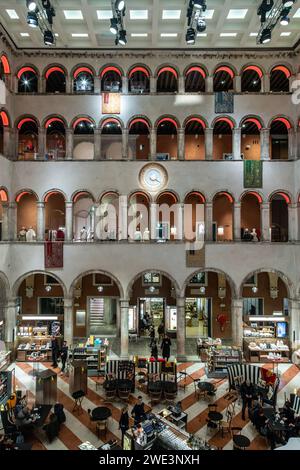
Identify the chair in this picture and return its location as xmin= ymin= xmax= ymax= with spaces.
xmin=118 ymin=388 xmax=131 ymax=402
xmin=231 ymin=427 xmax=243 ymax=450
xmin=72 ymin=390 xmax=85 ymax=414
xmin=164 ymin=390 xmax=177 ymax=404
xmin=96 ymin=420 xmax=108 ymax=437
xmin=219 ymin=410 xmax=233 ymax=437
xmin=208 ymin=404 xmax=218 ymax=412
xmin=149 ymin=390 xmax=162 ymax=406
xmin=105 ymin=388 xmax=117 ymax=402
xmin=196 ymin=388 xmax=208 ymax=401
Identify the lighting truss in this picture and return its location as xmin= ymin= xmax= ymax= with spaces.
xmin=257 ymin=0 xmax=295 ymax=44
xmin=110 ymin=0 xmax=127 ymax=46
xmin=185 ymin=0 xmax=207 ymax=45
xmin=26 ymin=0 xmax=56 ymax=46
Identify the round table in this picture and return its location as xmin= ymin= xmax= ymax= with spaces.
xmin=233 ymin=434 xmax=251 ymax=449
xmin=164 ymin=381 xmax=177 ymax=393
xmin=208 ymin=411 xmax=223 ymax=422
xmin=104 ymin=379 xmax=117 ymax=391
xmin=198 ymin=382 xmax=216 ymax=394
xmin=117 ymin=379 xmax=133 ymax=391
xmin=148 ymin=381 xmax=163 ymax=393
xmin=90 ymin=406 xmax=112 ymax=422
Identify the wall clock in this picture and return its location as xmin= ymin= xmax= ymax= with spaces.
xmin=139 ymin=163 xmax=168 ymax=192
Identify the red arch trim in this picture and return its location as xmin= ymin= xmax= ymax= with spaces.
xmin=0 ymin=55 xmax=10 ymax=74
xmin=0 ymin=111 xmax=9 ymax=127
xmin=214 ymin=117 xmax=234 ymax=130
xmin=157 ymin=117 xmax=178 ymax=129
xmin=185 ymin=192 xmax=206 ymax=203
xmin=216 ymin=192 xmax=234 ymax=203
xmin=101 ymin=118 xmax=121 ymax=129
xmin=101 ymin=192 xmax=119 ymax=201
xmin=45 ymin=117 xmax=65 ymax=129
xmin=272 ymin=66 xmax=291 ymax=79
xmin=73 ymin=191 xmax=93 ymax=203
xmin=157 ymin=67 xmax=178 ymax=79
xmin=17 ymin=67 xmax=37 ymax=79
xmin=45 ymin=67 xmax=65 ymax=79
xmin=129 ymin=67 xmax=150 ymax=79
xmin=15 ymin=191 xmax=36 ymax=203
xmin=157 ymin=192 xmax=178 ymax=204
xmin=272 ymin=117 xmax=292 ymax=130
xmin=0 ymin=189 xmax=8 ymax=202
xmin=243 ymin=66 xmax=263 ymax=79
xmin=129 ymin=118 xmax=150 ymax=130
xmin=274 ymin=192 xmax=291 ymax=204
xmin=185 ymin=117 xmax=206 ymax=129
xmin=73 ymin=117 xmax=93 ymax=129
xmin=17 ymin=118 xmax=37 ymax=130
xmin=44 ymin=191 xmax=65 ymax=203
xmin=215 ymin=66 xmax=234 ymax=79
xmin=100 ymin=66 xmax=122 ymax=78
xmin=243 ymin=191 xmax=262 ymax=204
xmin=243 ymin=118 xmax=262 ymax=130
xmin=129 ymin=192 xmax=150 ymax=202
xmin=186 ymin=66 xmax=206 ymax=79
xmin=73 ymin=67 xmax=94 ymax=79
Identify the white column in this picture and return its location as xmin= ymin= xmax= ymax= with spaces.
xmin=288 ymin=128 xmax=296 ymax=160
xmin=1 ymin=202 xmax=9 ymax=241
xmin=288 ymin=299 xmax=300 ymax=349
xmin=260 ymin=128 xmax=270 ymax=160
xmin=297 ymin=127 xmax=300 ymax=160
xmin=66 ymin=76 xmax=72 ymax=94
xmin=9 ymin=202 xmax=17 ymax=241
xmin=36 ymin=202 xmax=45 ymax=241
xmin=150 ymin=203 xmax=157 ymax=240
xmin=204 ymin=128 xmax=213 ymax=160
xmin=206 ymin=75 xmax=213 ymax=93
xmin=178 ymin=128 xmax=185 ymax=160
xmin=122 ymin=128 xmax=129 ymax=159
xmin=118 ymin=195 xmax=128 ymax=240
xmin=65 ymin=128 xmax=74 ymax=160
xmin=178 ymin=76 xmax=185 ymax=94
xmin=64 ymin=297 xmax=73 ymax=346
xmin=38 ymin=127 xmax=46 ymax=159
xmin=233 ymin=202 xmax=241 ymax=241
xmin=232 ymin=298 xmax=243 ymax=347
xmin=5 ymin=298 xmax=18 ymax=345
xmin=261 ymin=202 xmax=271 ymax=241
xmin=262 ymin=74 xmax=270 ymax=93
xmin=150 ymin=76 xmax=156 ymax=93
xmin=120 ymin=299 xmax=129 ymax=359
xmin=288 ymin=203 xmax=298 ymax=242
xmin=234 ymin=75 xmax=241 ymax=93
xmin=94 ymin=128 xmax=101 ymax=160
xmin=176 ymin=203 xmax=184 ymax=241
xmin=233 ymin=127 xmax=242 ymax=160
xmin=150 ymin=128 xmax=157 ymax=160
xmin=205 ymin=202 xmax=213 ymax=241
xmin=65 ymin=202 xmax=73 ymax=241
xmin=176 ymin=297 xmax=186 ymax=358
xmin=122 ymin=76 xmax=128 ymax=94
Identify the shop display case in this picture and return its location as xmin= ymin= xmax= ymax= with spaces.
xmin=0 ymin=351 xmax=11 ymax=371
xmin=0 ymin=370 xmax=12 ymax=405
xmin=69 ymin=337 xmax=109 ymax=376
xmin=206 ymin=346 xmax=243 ymax=378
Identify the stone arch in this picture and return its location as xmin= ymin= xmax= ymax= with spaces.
xmin=182 ymin=268 xmax=238 ymax=298
xmin=239 ymin=268 xmax=294 ymax=299
xmin=126 ymin=269 xmax=181 ymax=299
xmin=69 ymin=269 xmax=124 ymax=299
xmin=12 ymin=270 xmax=67 ymax=297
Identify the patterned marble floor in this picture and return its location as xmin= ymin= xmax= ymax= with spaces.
xmin=5 ymin=360 xmax=300 ymax=451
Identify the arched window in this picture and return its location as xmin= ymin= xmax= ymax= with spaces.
xmin=185 ymin=66 xmax=206 ymax=92
xmin=213 ymin=118 xmax=234 ymax=160
xmin=184 ymin=192 xmax=205 ymax=241
xmin=241 ymin=66 xmax=262 ymax=92
xmin=128 ymin=192 xmax=150 ymax=240
xmin=185 ymin=118 xmax=206 ymax=160
xmin=241 ymin=118 xmax=262 ymax=160
xmin=128 ymin=66 xmax=150 ymax=93
xmin=270 ymin=118 xmax=291 ymax=160
xmin=213 ymin=192 xmax=234 ymax=241
xmin=73 ymin=118 xmax=95 ymax=160
xmin=100 ymin=192 xmax=119 ymax=240
xmin=17 ymin=67 xmax=38 ymax=93
xmin=101 ymin=118 xmax=122 ymax=160
xmin=270 ymin=192 xmax=290 ymax=242
xmin=16 ymin=191 xmax=38 ymax=238
xmin=241 ymin=192 xmax=262 ymax=240
xmin=270 ymin=65 xmax=291 ymax=92
xmin=156 ymin=192 xmax=179 ymax=241
xmin=72 ymin=191 xmax=95 ymax=241
xmin=17 ymin=118 xmax=39 ymax=160
xmin=45 ymin=118 xmax=66 ymax=159
xmin=73 ymin=67 xmax=94 ymax=93
xmin=45 ymin=66 xmax=66 ymax=93
xmin=44 ymin=191 xmax=66 ymax=236
xmin=128 ymin=119 xmax=150 ymax=160
xmin=157 ymin=67 xmax=178 ymax=93
xmin=214 ymin=66 xmax=234 ymax=92
xmin=157 ymin=118 xmax=178 ymax=160
xmin=101 ymin=66 xmax=122 ymax=92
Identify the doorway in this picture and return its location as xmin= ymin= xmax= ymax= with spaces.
xmin=138 ymin=297 xmax=165 ymax=336
xmin=87 ymin=297 xmax=117 ymax=336
xmin=185 ymin=297 xmax=212 ymax=337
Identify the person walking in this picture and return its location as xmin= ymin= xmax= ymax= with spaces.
xmin=60 ymin=341 xmax=68 ymax=374
xmin=131 ymin=396 xmax=146 ymax=425
xmin=161 ymin=334 xmax=171 ymax=361
xmin=119 ymin=405 xmax=129 ymax=446
xmin=151 ymin=339 xmax=158 ymax=360
xmin=158 ymin=321 xmax=165 ymax=342
xmin=240 ymin=379 xmax=255 ymax=420
xmin=51 ymin=336 xmax=59 ymax=368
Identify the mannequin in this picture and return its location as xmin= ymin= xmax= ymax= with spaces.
xmin=143 ymin=228 xmax=150 ymax=241
xmin=251 ymin=228 xmax=258 ymax=242
xmin=18 ymin=226 xmax=27 ymax=242
xmin=80 ymin=226 xmax=88 ymax=242
xmin=26 ymin=226 xmax=36 ymax=242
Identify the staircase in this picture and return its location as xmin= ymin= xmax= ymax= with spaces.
xmin=89 ymin=297 xmax=105 ymax=333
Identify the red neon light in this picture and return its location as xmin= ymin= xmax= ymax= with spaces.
xmin=101 ymin=118 xmax=121 ymax=129
xmin=17 ymin=118 xmax=37 ymax=130
xmin=157 ymin=117 xmax=178 ymax=129
xmin=244 ymin=118 xmax=262 ymax=130
xmin=0 ymin=55 xmax=10 ymax=74
xmin=45 ymin=117 xmax=65 ymax=129
xmin=129 ymin=67 xmax=150 ymax=79
xmin=0 ymin=111 xmax=9 ymax=127
xmin=276 ymin=192 xmax=291 ymax=204
xmin=101 ymin=192 xmax=119 ymax=201
xmin=272 ymin=66 xmax=291 ymax=79
xmin=0 ymin=189 xmax=8 ymax=202
xmin=73 ymin=117 xmax=93 ymax=129
xmin=186 ymin=192 xmax=206 ymax=203
xmin=214 ymin=117 xmax=234 ymax=130
xmin=17 ymin=67 xmax=37 ymax=79
xmin=215 ymin=66 xmax=234 ymax=79
xmin=186 ymin=66 xmax=206 ymax=79
xmin=16 ymin=191 xmax=36 ymax=203
xmin=130 ymin=192 xmax=150 ymax=202
xmin=244 ymin=191 xmax=263 ymax=204
xmin=243 ymin=65 xmax=263 ymax=79
xmin=272 ymin=117 xmax=291 ymax=130
xmin=45 ymin=66 xmax=65 ymax=79
xmin=157 ymin=192 xmax=178 ymax=204
xmin=216 ymin=192 xmax=234 ymax=203
xmin=73 ymin=67 xmax=94 ymax=79
xmin=73 ymin=191 xmax=92 ymax=203
xmin=44 ymin=191 xmax=65 ymax=203
xmin=129 ymin=118 xmax=150 ymax=130
xmin=157 ymin=67 xmax=178 ymax=79
xmin=100 ymin=66 xmax=122 ymax=78
xmin=186 ymin=117 xmax=206 ymax=129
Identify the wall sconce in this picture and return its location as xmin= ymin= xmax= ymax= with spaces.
xmin=217 ymin=226 xmax=224 ymax=236
xmin=252 ymin=286 xmax=258 ymax=293
xmin=45 ymin=285 xmax=52 ymax=292
xmin=97 ymin=286 xmax=104 ymax=293
xmin=199 ymin=286 xmax=206 ymax=295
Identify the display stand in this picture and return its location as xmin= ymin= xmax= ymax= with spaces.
xmin=35 ymin=369 xmax=57 ymax=405
xmin=69 ymin=340 xmax=109 ymax=376
xmin=69 ymin=360 xmax=88 ymax=396
xmin=206 ymin=346 xmax=243 ymax=378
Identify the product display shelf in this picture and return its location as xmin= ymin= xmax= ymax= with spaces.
xmin=69 ymin=344 xmax=108 ymax=376
xmin=243 ymin=337 xmax=290 ymax=363
xmin=206 ymin=346 xmax=243 ymax=378
xmin=0 ymin=351 xmax=11 ymax=371
xmin=16 ymin=336 xmax=59 ymax=362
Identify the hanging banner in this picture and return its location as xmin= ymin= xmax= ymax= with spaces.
xmin=215 ymin=92 xmax=234 ymax=113
xmin=244 ymin=160 xmax=263 ymax=188
xmin=102 ymin=93 xmax=121 ymax=114
xmin=44 ymin=241 xmax=63 ymax=268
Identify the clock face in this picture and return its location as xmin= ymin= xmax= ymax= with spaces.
xmin=139 ymin=164 xmax=168 ymax=192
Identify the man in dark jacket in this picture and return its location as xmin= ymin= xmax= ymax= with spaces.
xmin=240 ymin=379 xmax=255 ymax=420
xmin=60 ymin=341 xmax=68 ymax=373
xmin=161 ymin=334 xmax=171 ymax=361
xmin=51 ymin=336 xmax=59 ymax=368
xmin=131 ymin=396 xmax=146 ymax=425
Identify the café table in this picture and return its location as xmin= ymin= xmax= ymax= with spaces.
xmin=164 ymin=381 xmax=177 ymax=394
xmin=198 ymin=381 xmax=216 ymax=395
xmin=90 ymin=406 xmax=112 ymax=422
xmin=208 ymin=411 xmax=223 ymax=423
xmin=233 ymin=434 xmax=251 ymax=450
xmin=31 ymin=405 xmax=52 ymax=428
xmin=117 ymin=379 xmax=133 ymax=391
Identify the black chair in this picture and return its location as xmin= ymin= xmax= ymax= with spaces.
xmin=0 ymin=410 xmax=18 ymax=436
xmin=43 ymin=415 xmax=60 ymax=443
xmin=54 ymin=403 xmax=66 ymax=425
xmin=72 ymin=390 xmax=85 ymax=414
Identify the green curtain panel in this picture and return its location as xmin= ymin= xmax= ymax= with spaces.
xmin=243 ymin=160 xmax=263 ymax=188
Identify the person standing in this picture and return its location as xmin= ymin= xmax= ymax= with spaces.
xmin=51 ymin=336 xmax=59 ymax=368
xmin=158 ymin=321 xmax=165 ymax=342
xmin=161 ymin=334 xmax=171 ymax=361
xmin=131 ymin=396 xmax=146 ymax=425
xmin=119 ymin=405 xmax=129 ymax=446
xmin=240 ymin=379 xmax=255 ymax=420
xmin=151 ymin=339 xmax=158 ymax=360
xmin=60 ymin=340 xmax=68 ymax=374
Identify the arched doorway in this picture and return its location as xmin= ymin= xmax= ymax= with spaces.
xmin=45 ymin=118 xmax=66 ymax=159
xmin=17 ymin=66 xmax=38 ymax=93
xmin=156 ymin=118 xmax=178 ymax=160
xmin=185 ymin=66 xmax=206 ymax=92
xmin=17 ymin=118 xmax=39 ymax=160
xmin=184 ymin=192 xmax=205 ymax=241
xmin=184 ymin=118 xmax=205 ymax=160
xmin=270 ymin=118 xmax=290 ymax=160
xmin=45 ymin=66 xmax=66 ymax=93
xmin=128 ymin=192 xmax=150 ymax=241
xmin=270 ymin=65 xmax=291 ymax=92
xmin=241 ymin=192 xmax=262 ymax=240
xmin=73 ymin=66 xmax=94 ymax=93
xmin=101 ymin=118 xmax=122 ymax=160
xmin=213 ymin=65 xmax=234 ymax=92
xmin=156 ymin=191 xmax=179 ymax=240
xmin=73 ymin=117 xmax=95 ymax=160
xmin=241 ymin=117 xmax=262 ymax=160
xmin=241 ymin=65 xmax=262 ymax=92
xmin=128 ymin=66 xmax=150 ymax=93
xmin=16 ymin=191 xmax=38 ymax=241
xmin=270 ymin=192 xmax=290 ymax=242
xmin=213 ymin=118 xmax=233 ymax=160
xmin=73 ymin=191 xmax=95 ymax=241
xmin=44 ymin=191 xmax=66 ymax=239
xmin=99 ymin=192 xmax=119 ymax=240
xmin=157 ymin=66 xmax=178 ymax=93
xmin=101 ymin=66 xmax=122 ymax=92
xmin=213 ymin=192 xmax=234 ymax=241
xmin=128 ymin=118 xmax=150 ymax=160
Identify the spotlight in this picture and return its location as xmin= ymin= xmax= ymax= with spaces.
xmin=260 ymin=28 xmax=271 ymax=43
xmin=280 ymin=15 xmax=290 ymax=25
xmin=115 ymin=0 xmax=125 ymax=11
xmin=27 ymin=11 xmax=38 ymax=27
xmin=197 ymin=18 xmax=206 ymax=33
xmin=44 ymin=30 xmax=54 ymax=45
xmin=110 ymin=18 xmax=118 ymax=34
xmin=186 ymin=27 xmax=196 ymax=44
xmin=26 ymin=0 xmax=37 ymax=11
xmin=282 ymin=0 xmax=295 ymax=7
xmin=118 ymin=29 xmax=127 ymax=45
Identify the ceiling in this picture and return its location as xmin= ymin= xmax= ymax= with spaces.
xmin=1 ymin=0 xmax=300 ymax=50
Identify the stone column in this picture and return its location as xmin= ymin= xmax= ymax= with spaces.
xmin=206 ymin=75 xmax=213 ymax=93
xmin=65 ymin=201 xmax=73 ymax=241
xmin=65 ymin=128 xmax=74 ymax=160
xmin=94 ymin=76 xmax=101 ymax=94
xmin=234 ymin=75 xmax=241 ymax=93
xmin=232 ymin=298 xmax=243 ymax=347
xmin=205 ymin=202 xmax=213 ymax=241
xmin=204 ymin=128 xmax=213 ymax=160
xmin=233 ymin=202 xmax=241 ymax=241
xmin=176 ymin=203 xmax=184 ymax=241
xmin=122 ymin=76 xmax=128 ymax=94
xmin=9 ymin=202 xmax=17 ymax=241
xmin=260 ymin=128 xmax=270 ymax=160
xmin=296 ymin=127 xmax=300 ymax=160
xmin=120 ymin=299 xmax=129 ymax=359
xmin=3 ymin=127 xmax=12 ymax=159
xmin=178 ymin=128 xmax=185 ymax=160
xmin=261 ymin=202 xmax=271 ymax=241
xmin=36 ymin=202 xmax=45 ymax=241
xmin=5 ymin=298 xmax=18 ymax=346
xmin=1 ymin=202 xmax=9 ymax=241
xmin=150 ymin=203 xmax=157 ymax=240
xmin=64 ymin=297 xmax=74 ymax=346
xmin=288 ymin=128 xmax=296 ymax=160
xmin=122 ymin=128 xmax=129 ymax=159
xmin=94 ymin=128 xmax=101 ymax=160
xmin=150 ymin=76 xmax=156 ymax=93
xmin=288 ymin=203 xmax=298 ymax=242
xmin=118 ymin=195 xmax=128 ymax=240
xmin=262 ymin=74 xmax=270 ymax=93
xmin=176 ymin=297 xmax=186 ymax=359
xmin=38 ymin=76 xmax=45 ymax=93
xmin=150 ymin=128 xmax=157 ymax=160
xmin=66 ymin=76 xmax=72 ymax=94
xmin=232 ymin=127 xmax=242 ymax=160
xmin=178 ymin=76 xmax=185 ymax=94
xmin=288 ymin=299 xmax=300 ymax=349
xmin=38 ymin=127 xmax=46 ymax=159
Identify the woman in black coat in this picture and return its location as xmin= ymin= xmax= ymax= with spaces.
xmin=161 ymin=334 xmax=171 ymax=361
xmin=119 ymin=406 xmax=129 ymax=446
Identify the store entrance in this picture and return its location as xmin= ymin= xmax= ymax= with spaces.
xmin=185 ymin=298 xmax=212 ymax=338
xmin=87 ymin=297 xmax=117 ymax=336
xmin=138 ymin=297 xmax=165 ymax=336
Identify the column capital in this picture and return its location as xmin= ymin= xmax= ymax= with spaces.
xmin=64 ymin=297 xmax=73 ymax=309
xmin=65 ymin=201 xmax=73 ymax=208
xmin=36 ymin=201 xmax=45 ymax=208
xmin=120 ymin=298 xmax=129 ymax=306
xmin=234 ymin=202 xmax=241 ymax=208
xmin=261 ymin=202 xmax=270 ymax=209
xmin=176 ymin=297 xmax=185 ymax=307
